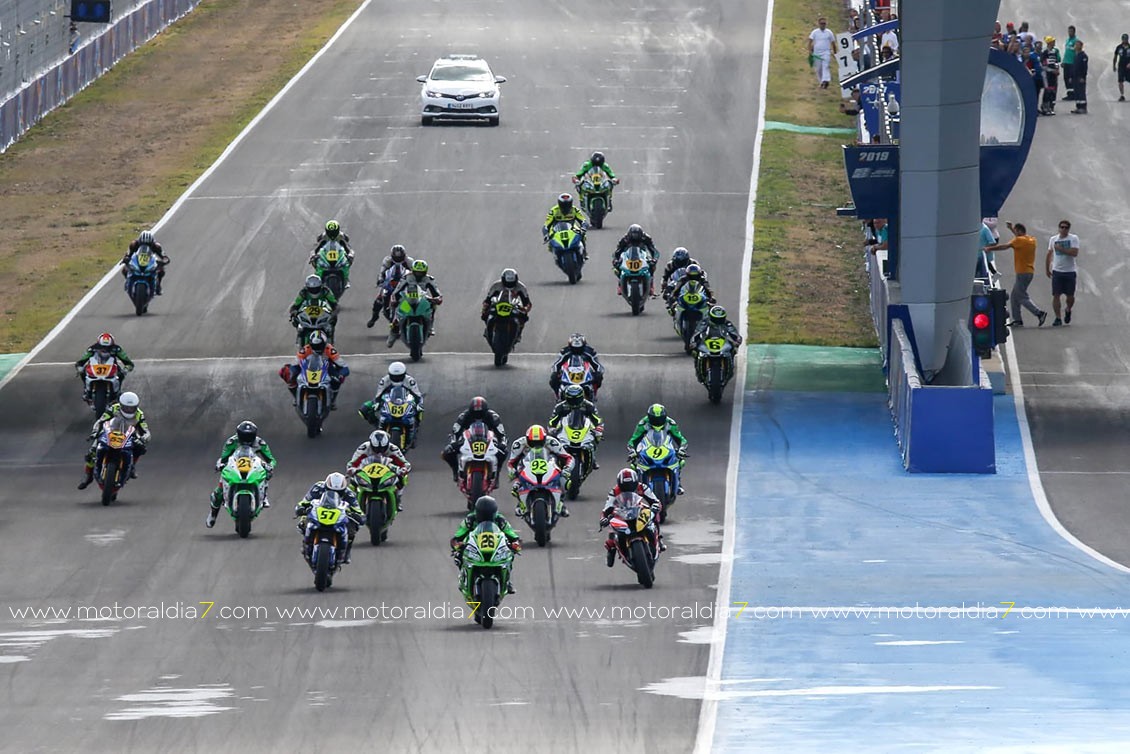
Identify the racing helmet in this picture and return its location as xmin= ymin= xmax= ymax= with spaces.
xmin=563 ymin=384 xmax=585 ymax=407
xmin=591 ymin=151 xmax=605 ymax=167
xmin=324 ymin=472 xmax=348 ymax=493
xmin=138 ymin=230 xmax=155 ymax=246
xmin=501 ymin=268 xmax=518 ymax=288
xmin=468 ymin=420 xmax=489 ymax=444
xmin=368 ymin=429 xmax=391 ymax=453
xmin=557 ymin=193 xmax=574 ymax=214
xmin=469 ymin=396 xmax=488 ymax=416
xmin=627 ymin=224 xmax=644 ymax=243
xmin=305 ymin=274 xmax=323 ymax=293
xmin=671 ymin=247 xmax=690 ymax=266
xmin=474 ymin=495 xmax=498 ymax=523
xmin=685 ymin=264 xmax=703 ymax=280
xmin=388 ymin=361 xmax=407 ymax=383
xmin=96 ymin=332 xmax=115 ymax=349
xmin=390 ymin=244 xmax=407 ymax=263
xmin=236 ymin=420 xmax=258 ymax=444
xmin=568 ymin=332 xmax=586 ymax=350
xmin=617 ymin=467 xmax=639 ymax=493
xmin=525 ymin=424 xmax=547 ymax=447
xmin=324 ymin=220 xmax=341 ymax=240
xmin=308 ymin=330 xmax=328 ymax=354
xmin=411 ymin=259 xmax=429 ymax=277
xmin=708 ymin=305 xmax=727 ymax=325
xmin=119 ymin=391 xmax=140 ymax=419
xmin=646 ymin=403 xmax=667 ymax=428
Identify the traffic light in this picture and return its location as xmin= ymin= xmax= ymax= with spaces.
xmin=71 ymin=1 xmax=111 ymax=24
xmin=970 ymin=291 xmax=993 ymax=358
xmin=990 ymin=288 xmax=1009 ymax=346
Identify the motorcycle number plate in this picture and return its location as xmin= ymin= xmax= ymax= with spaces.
xmin=317 ymin=507 xmax=342 ymax=525
xmin=304 ymin=305 xmax=323 ymax=316
xmin=470 ymin=441 xmax=488 ymax=456
xmin=236 ymin=457 xmax=253 ymax=474
xmin=529 ymin=458 xmax=549 ymax=475
xmin=363 ymin=462 xmax=390 ymax=478
xmin=306 ymin=369 xmax=323 ymax=382
xmin=91 ymin=364 xmax=113 ymax=377
xmin=565 ymin=427 xmax=587 ymax=444
xmin=704 ymin=337 xmax=726 ymax=352
xmin=476 ymin=531 xmax=498 ymax=550
xmin=683 ymin=293 xmax=702 ymax=305
xmin=108 ymin=431 xmax=126 ymax=449
xmin=325 ymin=250 xmax=340 ymax=263
xmin=568 ymin=371 xmax=585 ymax=384
xmin=137 ymin=252 xmax=151 ymax=266
xmin=647 ymin=446 xmax=669 ymax=460
xmin=494 ymin=302 xmax=513 ymax=316
xmin=625 ymin=259 xmax=643 ymax=272
xmin=388 ymin=403 xmax=407 ymax=417
xmin=639 ymin=507 xmax=653 ymax=525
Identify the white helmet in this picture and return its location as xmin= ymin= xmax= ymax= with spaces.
xmin=388 ymin=361 xmax=407 ymax=382
xmin=324 ymin=472 xmax=348 ymax=493
xmin=139 ymin=230 xmax=155 ymax=246
xmin=119 ymin=391 xmax=140 ymax=418
xmin=368 ymin=430 xmax=391 ymax=453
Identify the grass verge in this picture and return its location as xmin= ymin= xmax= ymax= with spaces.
xmin=748 ymin=0 xmax=877 ymax=347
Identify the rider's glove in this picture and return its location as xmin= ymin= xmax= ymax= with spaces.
xmin=599 ymin=516 xmax=611 ymax=528
xmin=214 ymin=459 xmax=223 ymax=472
xmin=677 ymin=448 xmax=688 ymax=459
xmin=509 ymin=539 xmax=523 ymax=553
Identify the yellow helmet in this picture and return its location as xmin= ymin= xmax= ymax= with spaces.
xmin=1044 ymin=36 xmax=1055 ymax=46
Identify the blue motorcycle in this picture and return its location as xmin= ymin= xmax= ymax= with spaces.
xmin=631 ymin=428 xmax=684 ymax=523
xmin=125 ymin=247 xmax=160 ymax=316
xmin=302 ymin=491 xmax=353 ymax=592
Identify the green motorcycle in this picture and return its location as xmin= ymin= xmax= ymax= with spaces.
xmin=351 ymin=461 xmax=401 ymax=546
xmin=220 ymin=447 xmax=269 ymax=538
xmin=394 ymin=282 xmax=436 ymax=362
xmin=457 ymin=522 xmax=517 ymax=630
xmin=312 ymin=240 xmax=351 ymax=299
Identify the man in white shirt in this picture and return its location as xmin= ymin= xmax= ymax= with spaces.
xmin=1045 ymin=219 xmax=1080 ymax=326
xmin=808 ymin=17 xmax=836 ymax=89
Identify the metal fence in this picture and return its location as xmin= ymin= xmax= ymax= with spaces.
xmin=0 ymin=0 xmax=200 ymax=152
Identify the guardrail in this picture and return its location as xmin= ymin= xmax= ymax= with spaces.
xmin=0 ymin=0 xmax=200 ymax=152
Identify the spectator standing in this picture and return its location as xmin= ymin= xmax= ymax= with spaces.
xmin=68 ymin=23 xmax=80 ymax=55
xmin=992 ymin=21 xmax=1004 ymax=50
xmin=1072 ymin=41 xmax=1089 ymax=113
xmin=986 ymin=221 xmax=1048 ymax=328
xmin=1114 ymin=34 xmax=1130 ymax=101
xmin=1017 ymin=22 xmax=1037 ymax=50
xmin=1025 ymin=44 xmax=1045 ymax=105
xmin=1046 ymin=220 xmax=1080 ymax=326
xmin=1063 ymin=26 xmax=1079 ymax=99
xmin=808 ymin=17 xmax=836 ymax=90
xmin=977 ymin=220 xmax=998 ymax=278
xmin=1040 ymin=37 xmax=1061 ymax=114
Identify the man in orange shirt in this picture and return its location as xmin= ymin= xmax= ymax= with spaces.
xmin=986 ymin=221 xmax=1049 ymax=327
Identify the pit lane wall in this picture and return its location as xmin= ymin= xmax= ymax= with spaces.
xmin=0 ymin=0 xmax=201 ymax=152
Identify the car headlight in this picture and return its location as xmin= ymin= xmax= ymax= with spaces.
xmin=425 ymin=89 xmax=443 ymax=99
xmin=478 ymin=90 xmax=497 ymax=99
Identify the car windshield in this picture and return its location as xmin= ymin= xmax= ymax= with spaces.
xmin=431 ymin=64 xmax=492 ymax=82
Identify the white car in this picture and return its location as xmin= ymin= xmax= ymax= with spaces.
xmin=417 ymin=55 xmax=506 ymax=126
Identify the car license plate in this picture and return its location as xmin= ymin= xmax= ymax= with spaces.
xmin=450 ymin=102 xmax=475 ymax=109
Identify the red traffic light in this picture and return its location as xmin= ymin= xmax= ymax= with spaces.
xmin=972 ymin=313 xmax=990 ymax=330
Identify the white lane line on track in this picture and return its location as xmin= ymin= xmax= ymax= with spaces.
xmin=187 ymin=190 xmax=749 ymax=200
xmin=0 ymin=0 xmax=377 ymax=395
xmin=25 ymin=352 xmax=686 ymax=367
xmin=692 ymin=0 xmax=773 ymax=750
xmin=1003 ymin=336 xmax=1130 ymax=574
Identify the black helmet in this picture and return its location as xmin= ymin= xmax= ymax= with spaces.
xmin=567 ymin=332 xmax=586 ymax=351
xmin=390 ymin=244 xmax=406 ymax=262
xmin=591 ymin=151 xmax=605 ymax=167
xmin=305 ymin=274 xmax=323 ymax=293
xmin=627 ymin=224 xmax=644 ymax=243
xmin=709 ymin=305 xmax=727 ymax=325
xmin=474 ymin=495 xmax=498 ymax=523
xmin=324 ymin=220 xmax=341 ymax=240
xmin=469 ymin=396 xmax=488 ymax=416
xmin=236 ymin=420 xmax=258 ymax=445
xmin=672 ymin=247 xmax=690 ymax=265
xmin=563 ymin=384 xmax=585 ymax=407
xmin=501 ymin=268 xmax=518 ymax=288
xmin=647 ymin=403 xmax=667 ymax=428
xmin=308 ymin=330 xmax=328 ymax=354
xmin=617 ymin=467 xmax=639 ymax=493
xmin=557 ymin=193 xmax=573 ymax=214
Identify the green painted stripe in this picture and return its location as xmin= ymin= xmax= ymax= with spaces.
xmin=0 ymin=353 xmax=27 ymax=383
xmin=764 ymin=120 xmax=857 ymax=136
xmin=747 ymin=345 xmax=886 ymax=393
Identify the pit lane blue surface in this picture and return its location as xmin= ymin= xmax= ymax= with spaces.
xmin=712 ymin=346 xmax=1130 ymax=752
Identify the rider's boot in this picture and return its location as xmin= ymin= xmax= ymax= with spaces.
xmin=77 ymin=465 xmax=94 ymax=490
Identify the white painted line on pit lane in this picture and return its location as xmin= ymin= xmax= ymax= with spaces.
xmin=692 ymin=0 xmax=772 ymax=750
xmin=24 ymin=352 xmax=687 ymax=367
xmin=1003 ymin=332 xmax=1130 ymax=574
xmin=0 ymin=0 xmax=378 ymax=395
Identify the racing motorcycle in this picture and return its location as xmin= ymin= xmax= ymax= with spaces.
xmin=603 ymin=491 xmax=660 ymax=588
xmin=124 ymin=247 xmax=160 ymax=316
xmin=219 ymin=447 xmax=269 ymax=538
xmin=351 ymin=461 xmax=400 ymax=546
xmin=80 ymin=352 xmax=125 ymax=416
xmin=374 ymin=262 xmax=410 ymax=323
xmin=631 ymin=428 xmax=683 ymax=523
xmin=302 ymin=491 xmax=352 ymax=592
xmin=551 ymin=410 xmax=598 ymax=500
xmin=374 ymin=384 xmax=420 ymax=451
xmin=576 ymin=169 xmax=613 ymax=229
xmin=546 ymin=220 xmax=586 ymax=284
xmin=512 ymin=448 xmax=567 ymax=547
xmin=553 ymin=354 xmax=600 ymax=402
xmin=671 ymin=278 xmax=711 ymax=352
xmin=484 ymin=288 xmax=525 ymax=367
xmin=293 ymin=300 xmax=337 ymax=347
xmin=92 ymin=416 xmax=138 ymax=506
xmin=616 ymin=245 xmax=652 ymax=316
xmin=694 ymin=333 xmax=736 ymax=404
xmin=456 ymin=521 xmax=517 ymax=630
xmin=456 ymin=421 xmax=501 ymax=510
xmin=393 ymin=282 xmax=437 ymax=362
xmin=312 ymin=239 xmax=351 ymax=300
xmin=294 ymin=352 xmax=333 ymax=438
